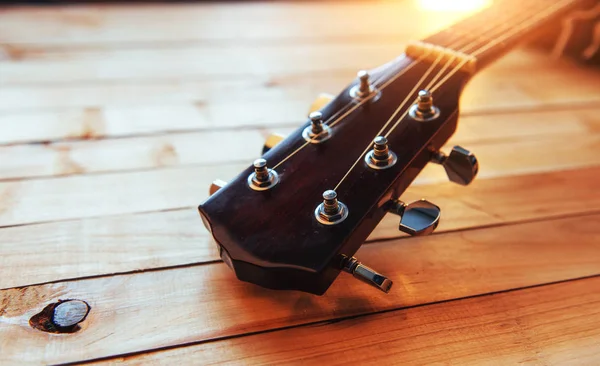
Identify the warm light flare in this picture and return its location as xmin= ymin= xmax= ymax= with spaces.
xmin=419 ymin=0 xmax=492 ymax=12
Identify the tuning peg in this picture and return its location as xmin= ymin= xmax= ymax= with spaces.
xmin=308 ymin=93 xmax=334 ymax=115
xmin=342 ymin=256 xmax=392 ymax=293
xmin=389 ymin=199 xmax=441 ymax=236
xmin=209 ymin=179 xmax=228 ymax=195
xmin=431 ymin=146 xmax=479 ymax=185
xmin=262 ymin=133 xmax=286 ymax=155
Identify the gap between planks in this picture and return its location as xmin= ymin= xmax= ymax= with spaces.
xmin=2 ymin=210 xmax=599 ymax=293
xmin=1 ymin=50 xmax=599 ymax=149
xmin=1 ymin=42 xmax=597 ymax=87
xmin=0 ymin=100 xmax=598 ymax=150
xmin=90 ymin=275 xmax=600 ymax=366
xmin=1 ymin=50 xmax=598 ymax=115
xmin=1 ymin=165 xmax=599 ymax=290
xmin=1 ymin=105 xmax=599 ymax=181
xmin=1 ymin=213 xmax=600 ymax=364
xmin=2 ymin=133 xmax=599 ymax=228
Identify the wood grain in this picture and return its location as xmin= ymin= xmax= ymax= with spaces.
xmin=118 ymin=276 xmax=600 ymax=365
xmin=2 ymin=132 xmax=599 ymax=228
xmin=0 ymin=43 xmax=405 ymax=85
xmin=2 ymin=50 xmax=600 ymax=146
xmin=0 ymin=2 xmax=459 ymax=46
xmin=1 ymin=50 xmax=597 ymax=113
xmin=1 ymin=214 xmax=599 ymax=364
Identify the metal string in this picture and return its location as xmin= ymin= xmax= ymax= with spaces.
xmin=270 ymin=2 xmax=512 ymax=170
xmin=333 ymin=0 xmax=576 ymax=190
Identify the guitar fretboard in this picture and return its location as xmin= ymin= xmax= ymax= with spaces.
xmin=417 ymin=0 xmax=586 ymax=71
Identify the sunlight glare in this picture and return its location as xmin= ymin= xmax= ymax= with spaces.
xmin=418 ymin=0 xmax=492 ymax=12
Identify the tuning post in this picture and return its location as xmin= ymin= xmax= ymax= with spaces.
xmin=409 ymin=90 xmax=440 ymax=122
xmin=315 ymin=190 xmax=348 ymax=225
xmin=247 ymin=158 xmax=279 ymax=191
xmin=389 ymin=199 xmax=441 ymax=236
xmin=302 ymin=111 xmax=332 ymax=144
xmin=349 ymin=70 xmax=381 ymax=102
xmin=431 ymin=146 xmax=479 ymax=185
xmin=365 ymin=136 xmax=397 ymax=170
xmin=341 ymin=255 xmax=393 ymax=293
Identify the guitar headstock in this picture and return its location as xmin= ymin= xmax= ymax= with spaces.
xmin=196 ymin=0 xmax=596 ymax=296
xmin=199 ymin=56 xmax=479 ymax=295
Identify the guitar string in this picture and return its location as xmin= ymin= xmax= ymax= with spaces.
xmin=273 ymin=0 xmax=555 ymax=171
xmin=428 ymin=0 xmax=576 ymax=96
xmin=385 ymin=0 xmax=572 ymax=135
xmin=337 ymin=0 xmax=576 ymax=189
xmin=271 ymin=56 xmax=428 ymax=170
xmin=270 ymin=1 xmax=532 ymax=170
xmin=381 ymin=0 xmax=574 ymax=137
xmin=333 ymin=0 xmax=575 ymax=191
xmin=331 ymin=0 xmax=552 ymax=190
xmin=325 ymin=0 xmax=544 ymax=130
xmin=357 ymin=0 xmax=536 ymax=92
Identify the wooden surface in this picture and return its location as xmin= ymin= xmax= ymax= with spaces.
xmin=0 ymin=1 xmax=599 ymax=365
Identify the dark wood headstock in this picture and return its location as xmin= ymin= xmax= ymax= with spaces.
xmin=199 ymin=57 xmax=472 ymax=295
xmin=198 ymin=0 xmax=593 ymax=295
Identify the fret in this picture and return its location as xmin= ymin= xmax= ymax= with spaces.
xmin=415 ymin=0 xmax=585 ymax=72
xmin=470 ymin=0 xmax=582 ymax=67
xmin=425 ymin=0 xmax=540 ymax=49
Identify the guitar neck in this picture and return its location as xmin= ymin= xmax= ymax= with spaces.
xmin=415 ymin=0 xmax=588 ymax=72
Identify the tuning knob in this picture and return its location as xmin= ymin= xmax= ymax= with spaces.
xmin=308 ymin=93 xmax=334 ymax=115
xmin=431 ymin=146 xmax=479 ymax=185
xmin=209 ymin=179 xmax=227 ymax=195
xmin=262 ymin=133 xmax=286 ymax=155
xmin=342 ymin=256 xmax=392 ymax=293
xmin=389 ymin=199 xmax=441 ymax=236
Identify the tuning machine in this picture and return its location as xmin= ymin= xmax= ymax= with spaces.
xmin=261 ymin=93 xmax=335 ymax=155
xmin=431 ymin=146 xmax=479 ymax=185
xmin=308 ymin=93 xmax=334 ymax=115
xmin=209 ymin=179 xmax=228 ymax=195
xmin=388 ymin=199 xmax=441 ymax=236
xmin=341 ymin=255 xmax=392 ymax=293
xmin=262 ymin=133 xmax=286 ymax=155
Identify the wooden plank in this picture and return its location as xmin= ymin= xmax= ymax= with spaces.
xmin=1 ymin=214 xmax=599 ymax=364
xmin=1 ymin=165 xmax=599 ymax=290
xmin=3 ymin=42 xmax=600 ymax=91
xmin=1 ymin=50 xmax=598 ymax=114
xmin=2 ymin=107 xmax=598 ymax=180
xmin=0 ymin=76 xmax=316 ymax=113
xmin=0 ymin=130 xmax=600 ymax=227
xmin=1 ymin=50 xmax=599 ymax=145
xmin=2 ymin=130 xmax=599 ymax=228
xmin=0 ymin=43 xmax=405 ymax=86
xmin=0 ymin=2 xmax=460 ymax=46
xmin=118 ymin=277 xmax=600 ymax=365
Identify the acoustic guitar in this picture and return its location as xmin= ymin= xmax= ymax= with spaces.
xmin=199 ymin=0 xmax=600 ymax=295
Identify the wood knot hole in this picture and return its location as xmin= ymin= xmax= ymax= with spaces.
xmin=29 ymin=299 xmax=91 ymax=334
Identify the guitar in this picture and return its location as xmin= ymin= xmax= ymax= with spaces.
xmin=199 ymin=0 xmax=599 ymax=295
